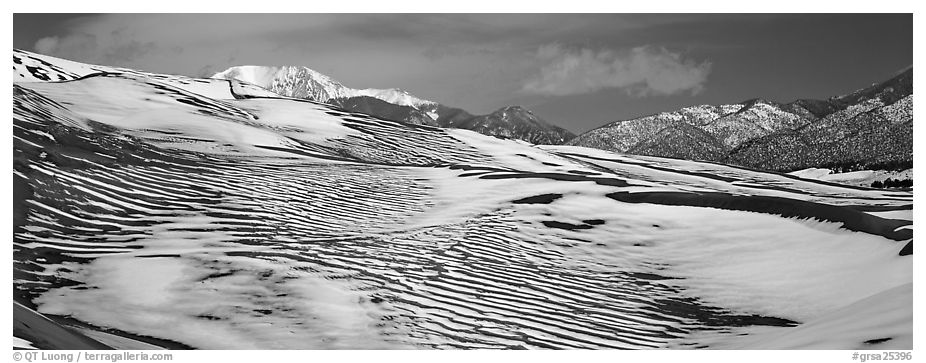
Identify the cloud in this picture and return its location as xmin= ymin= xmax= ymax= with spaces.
xmin=33 ymin=28 xmax=161 ymax=67
xmin=33 ymin=32 xmax=100 ymax=64
xmin=521 ymin=44 xmax=712 ymax=97
xmin=34 ymin=36 xmax=59 ymax=54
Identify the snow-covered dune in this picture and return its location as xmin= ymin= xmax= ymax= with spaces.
xmin=12 ymin=50 xmax=912 ymax=350
xmin=14 ymin=49 xmax=281 ymax=100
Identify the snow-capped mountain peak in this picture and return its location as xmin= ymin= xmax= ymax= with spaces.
xmin=212 ymin=65 xmax=436 ymax=110
xmin=353 ymin=87 xmax=436 ymax=109
xmin=212 ymin=65 xmax=351 ymax=102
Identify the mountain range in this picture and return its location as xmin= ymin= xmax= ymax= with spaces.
xmin=568 ymin=68 xmax=913 ymax=173
xmin=16 ymin=47 xmax=911 ymax=174
xmin=212 ymin=65 xmax=575 ymax=145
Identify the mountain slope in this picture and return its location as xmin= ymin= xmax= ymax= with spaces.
xmin=329 ymin=96 xmax=437 ymax=126
xmin=212 ymin=65 xmax=574 ymax=145
xmin=628 ymin=122 xmax=727 ymax=161
xmin=12 ymin=49 xmax=912 ymax=350
xmin=448 ymin=106 xmax=575 ymax=145
xmin=567 ymin=104 xmax=744 ymax=154
xmin=570 ymin=69 xmax=913 ymax=172
xmin=729 ymin=69 xmax=913 ymax=171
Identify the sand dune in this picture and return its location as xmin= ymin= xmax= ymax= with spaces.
xmin=13 ymin=51 xmax=912 ymax=349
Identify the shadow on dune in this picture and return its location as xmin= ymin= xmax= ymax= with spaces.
xmin=606 ymin=191 xmax=912 ymax=243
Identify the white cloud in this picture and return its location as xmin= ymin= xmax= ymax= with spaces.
xmin=522 ymin=44 xmax=712 ymax=97
xmin=34 ymin=36 xmax=59 ymax=54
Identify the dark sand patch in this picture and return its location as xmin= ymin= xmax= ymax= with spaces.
xmin=606 ymin=191 xmax=912 ymax=241
xmin=650 ymin=298 xmax=799 ymax=328
xmin=512 ymin=193 xmax=563 ymax=205
xmin=864 ymin=337 xmax=894 ymax=345
xmin=479 ymin=172 xmax=630 ymax=187
xmin=542 ymin=221 xmax=595 ymax=231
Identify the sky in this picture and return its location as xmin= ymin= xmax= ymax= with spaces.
xmin=13 ymin=13 xmax=913 ymax=134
